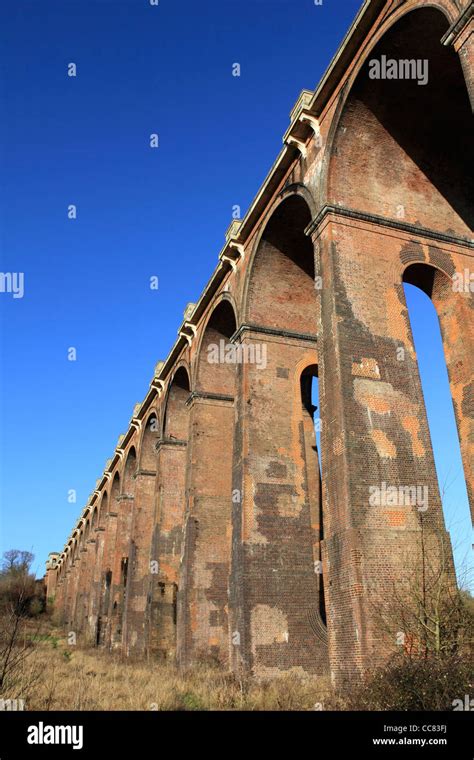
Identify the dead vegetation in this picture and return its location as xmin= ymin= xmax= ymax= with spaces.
xmin=1 ymin=546 xmax=472 ymax=711
xmin=2 ymin=617 xmax=472 ymax=711
xmin=3 ymin=621 xmax=331 ymax=711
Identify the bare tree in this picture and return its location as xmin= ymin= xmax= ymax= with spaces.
xmin=373 ymin=518 xmax=473 ymax=659
xmin=0 ymin=550 xmax=42 ymax=694
xmin=1 ymin=550 xmax=34 ymax=577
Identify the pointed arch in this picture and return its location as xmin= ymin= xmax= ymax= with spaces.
xmin=110 ymin=471 xmax=121 ymax=505
xmin=122 ymin=446 xmax=137 ymax=496
xmin=139 ymin=410 xmax=159 ymax=471
xmin=163 ymin=366 xmax=191 ymax=441
xmin=196 ymin=298 xmax=238 ymax=395
xmin=244 ymin=192 xmax=317 ymax=333
xmin=326 ymin=6 xmax=472 ymax=234
xmin=402 ymin=261 xmax=473 ymax=523
xmin=98 ymin=491 xmax=109 ymax=529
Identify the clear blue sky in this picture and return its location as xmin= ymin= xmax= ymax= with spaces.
xmin=0 ymin=0 xmax=471 ymax=586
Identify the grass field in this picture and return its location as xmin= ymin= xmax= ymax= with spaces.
xmin=2 ymin=621 xmax=333 ymax=711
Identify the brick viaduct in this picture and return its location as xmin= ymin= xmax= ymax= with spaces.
xmin=45 ymin=0 xmax=473 ymax=685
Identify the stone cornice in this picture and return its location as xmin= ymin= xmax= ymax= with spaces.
xmin=306 ymin=205 xmax=474 ymax=250
xmin=232 ymin=323 xmax=317 ymax=344
xmin=186 ymin=391 xmax=234 ymax=407
xmin=155 ymin=437 xmax=188 ymax=452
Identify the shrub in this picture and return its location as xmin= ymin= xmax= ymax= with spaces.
xmin=339 ymin=654 xmax=473 ymax=711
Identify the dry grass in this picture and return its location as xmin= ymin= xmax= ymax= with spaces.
xmin=2 ymin=621 xmax=332 ymax=711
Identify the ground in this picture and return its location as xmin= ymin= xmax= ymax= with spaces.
xmin=6 ymin=618 xmax=332 ymax=711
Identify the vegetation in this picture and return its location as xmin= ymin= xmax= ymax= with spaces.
xmin=0 ymin=547 xmax=471 ymax=710
xmin=334 ymin=653 xmax=472 ymax=711
xmin=2 ymin=622 xmax=333 ymax=710
xmin=0 ymin=550 xmax=45 ymax=696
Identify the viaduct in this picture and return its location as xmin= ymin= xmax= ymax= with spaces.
xmin=46 ymin=0 xmax=473 ymax=685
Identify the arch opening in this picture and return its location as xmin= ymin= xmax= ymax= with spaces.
xmin=197 ymin=300 xmax=237 ymax=395
xmin=140 ymin=413 xmax=159 ymax=471
xmin=96 ymin=474 xmax=120 ymax=646
xmin=179 ymin=300 xmax=238 ymax=666
xmin=301 ymin=365 xmax=326 ymax=626
xmin=403 ymin=263 xmax=472 ymax=587
xmin=164 ymin=367 xmax=190 ymax=441
xmin=98 ymin=491 xmax=108 ymax=530
xmin=232 ymin=194 xmax=328 ymax=674
xmin=151 ymin=366 xmax=191 ymax=659
xmin=329 ymin=8 xmax=473 ymax=234
xmin=246 ymin=194 xmax=317 ymax=333
xmin=111 ymin=452 xmax=136 ymax=646
xmin=123 ymin=447 xmax=137 ymax=495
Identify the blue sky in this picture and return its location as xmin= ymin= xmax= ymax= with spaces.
xmin=0 ymin=0 xmax=471 ymax=585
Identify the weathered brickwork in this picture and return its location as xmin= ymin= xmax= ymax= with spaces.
xmin=46 ymin=0 xmax=473 ymax=685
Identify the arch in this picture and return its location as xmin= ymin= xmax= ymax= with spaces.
xmin=402 ymin=260 xmax=454 ymax=296
xmin=110 ymin=471 xmax=121 ymax=503
xmin=110 ymin=452 xmax=136 ymax=648
xmin=401 ymin=261 xmax=473 ymax=523
xmin=299 ymin=362 xmax=326 ymax=630
xmin=325 ymin=6 xmax=472 ymax=234
xmin=320 ymin=1 xmax=457 ymax=203
xmin=163 ymin=366 xmax=191 ymax=441
xmin=230 ymin=222 xmax=328 ymax=674
xmin=244 ymin=192 xmax=317 ymax=333
xmin=178 ymin=298 xmax=238 ymax=665
xmin=98 ymin=491 xmax=108 ymax=529
xmin=279 ymin=182 xmax=318 ymax=217
xmin=150 ymin=364 xmax=191 ymax=659
xmin=95 ymin=474 xmax=121 ymax=646
xmin=122 ymin=446 xmax=137 ymax=496
xmin=217 ymin=289 xmax=239 ymax=319
xmin=196 ymin=299 xmax=238 ymax=395
xmin=123 ymin=408 xmax=160 ymax=655
xmin=139 ymin=410 xmax=159 ymax=471
xmin=89 ymin=489 xmax=109 ymax=644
